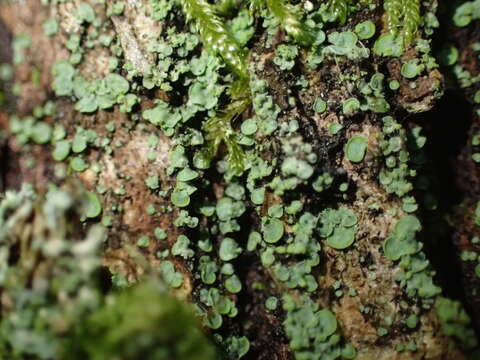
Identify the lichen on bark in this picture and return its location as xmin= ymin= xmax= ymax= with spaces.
xmin=0 ymin=0 xmax=479 ymax=359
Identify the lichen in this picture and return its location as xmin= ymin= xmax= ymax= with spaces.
xmin=2 ymin=0 xmax=478 ymax=358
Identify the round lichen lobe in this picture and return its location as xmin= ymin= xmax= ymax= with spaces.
xmin=345 ymin=136 xmax=368 ymax=163
xmin=262 ymin=217 xmax=284 ymax=244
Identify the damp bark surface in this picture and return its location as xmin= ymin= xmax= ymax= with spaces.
xmin=0 ymin=0 xmax=479 ymax=359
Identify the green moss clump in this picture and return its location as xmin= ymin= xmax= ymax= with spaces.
xmin=250 ymin=0 xmax=314 ymax=45
xmin=384 ymin=0 xmax=421 ymax=45
xmin=180 ymin=0 xmax=247 ymax=78
xmin=66 ymin=280 xmax=216 ymax=360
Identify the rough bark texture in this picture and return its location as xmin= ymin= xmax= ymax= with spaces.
xmin=1 ymin=0 xmax=479 ymax=359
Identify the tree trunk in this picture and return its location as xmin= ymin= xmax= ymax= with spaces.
xmin=0 ymin=0 xmax=479 ymax=359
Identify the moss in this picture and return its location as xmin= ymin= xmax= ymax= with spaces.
xmin=384 ymin=0 xmax=421 ymax=45
xmin=67 ymin=280 xmax=216 ymax=360
xmin=200 ymin=98 xmax=250 ymax=176
xmin=180 ymin=0 xmax=247 ymax=78
xmin=252 ymin=0 xmax=315 ymax=45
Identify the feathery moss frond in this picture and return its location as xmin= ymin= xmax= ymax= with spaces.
xmin=214 ymin=0 xmax=238 ymax=15
xmin=180 ymin=0 xmax=248 ymax=78
xmin=328 ymin=0 xmax=350 ymax=25
xmin=249 ymin=0 xmax=264 ymax=12
xmin=180 ymin=1 xmax=253 ymax=174
xmin=384 ymin=0 xmax=403 ymax=35
xmin=202 ymin=97 xmax=251 ymax=176
xmin=327 ymin=0 xmax=373 ymax=25
xmin=384 ymin=0 xmax=421 ymax=45
xmin=228 ymin=75 xmax=251 ymax=100
xmin=67 ymin=280 xmax=217 ymax=360
xmin=249 ymin=0 xmax=314 ymax=46
xmin=265 ymin=0 xmax=315 ymax=46
xmin=403 ymin=0 xmax=421 ymax=44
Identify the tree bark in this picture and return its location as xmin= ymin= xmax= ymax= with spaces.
xmin=0 ymin=0 xmax=479 ymax=359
